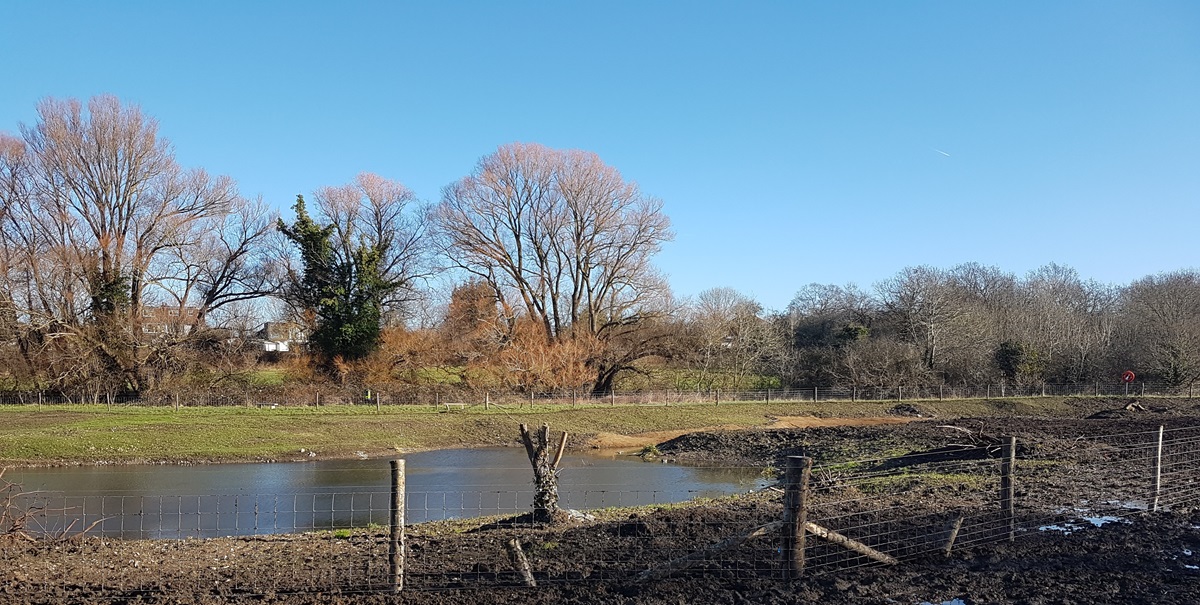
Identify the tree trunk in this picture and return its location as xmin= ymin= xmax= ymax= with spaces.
xmin=519 ymin=423 xmax=569 ymax=523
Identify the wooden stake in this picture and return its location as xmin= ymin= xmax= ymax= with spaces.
xmin=943 ymin=515 xmax=964 ymax=557
xmin=389 ymin=459 xmax=406 ymax=593
xmin=505 ymin=539 xmax=537 ymax=587
xmin=1153 ymin=425 xmax=1164 ymax=512
xmin=1000 ymin=436 xmax=1016 ymax=542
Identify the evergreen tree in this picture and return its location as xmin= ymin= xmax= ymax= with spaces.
xmin=278 ymin=195 xmax=392 ymax=361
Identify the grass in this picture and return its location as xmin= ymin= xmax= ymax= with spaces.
xmin=0 ymin=396 xmax=1086 ymax=465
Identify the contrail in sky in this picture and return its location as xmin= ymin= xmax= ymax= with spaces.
xmin=933 ymin=148 xmax=951 ymax=157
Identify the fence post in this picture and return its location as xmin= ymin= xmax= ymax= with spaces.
xmin=813 ymin=386 xmax=818 ymax=402
xmin=939 ymin=384 xmax=943 ymax=400
xmin=485 ymin=391 xmax=490 ymax=410
xmin=1000 ymin=436 xmax=1016 ymax=542
xmin=898 ymin=386 xmax=902 ymax=401
xmin=571 ymin=390 xmax=576 ymax=408
xmin=611 ymin=389 xmax=615 ymax=407
xmin=1141 ymin=382 xmax=1145 ymax=397
xmin=390 ymin=459 xmax=406 ymax=593
xmin=986 ymin=385 xmax=991 ymax=399
xmin=314 ymin=391 xmax=320 ymax=407
xmin=851 ymin=386 xmax=856 ymax=402
xmin=715 ymin=389 xmax=719 ymax=405
xmin=174 ymin=392 xmax=180 ymax=412
xmin=766 ymin=388 xmax=771 ymax=403
xmin=1042 ymin=383 xmax=1046 ymax=397
xmin=1153 ymin=425 xmax=1164 ymax=512
xmin=782 ymin=455 xmax=812 ymax=579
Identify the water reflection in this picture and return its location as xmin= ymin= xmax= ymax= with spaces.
xmin=6 ymin=448 xmax=764 ymax=539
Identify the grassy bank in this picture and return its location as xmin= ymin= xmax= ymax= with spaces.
xmin=0 ymin=396 xmax=1104 ymax=465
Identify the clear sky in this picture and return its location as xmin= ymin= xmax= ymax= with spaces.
xmin=4 ymin=1 xmax=1198 ymax=311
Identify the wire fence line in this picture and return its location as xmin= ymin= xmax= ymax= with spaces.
xmin=0 ymin=380 xmax=1195 ymax=408
xmin=1 ymin=426 xmax=1198 ymax=598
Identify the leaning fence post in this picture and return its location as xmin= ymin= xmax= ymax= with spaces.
xmin=1000 ymin=436 xmax=1016 ymax=542
xmin=389 ymin=459 xmax=406 ymax=593
xmin=782 ymin=455 xmax=813 ymax=579
xmin=1153 ymin=425 xmax=1164 ymax=512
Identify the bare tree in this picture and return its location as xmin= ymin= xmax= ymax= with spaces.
xmin=0 ymin=96 xmax=250 ymax=391
xmin=159 ymin=195 xmax=282 ymax=330
xmin=435 ymin=143 xmax=673 ymax=393
xmin=1118 ymin=270 xmax=1200 ymax=387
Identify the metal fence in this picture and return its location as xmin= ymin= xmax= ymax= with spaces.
xmin=0 ymin=380 xmax=1195 ymax=408
xmin=2 ymin=425 xmax=1198 ymax=598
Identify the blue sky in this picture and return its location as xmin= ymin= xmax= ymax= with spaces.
xmin=4 ymin=1 xmax=1198 ymax=311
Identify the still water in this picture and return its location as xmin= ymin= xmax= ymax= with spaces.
xmin=5 ymin=448 xmax=765 ymax=539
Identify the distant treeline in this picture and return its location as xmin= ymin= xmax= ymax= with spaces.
xmin=1 ymin=96 xmax=1196 ymax=395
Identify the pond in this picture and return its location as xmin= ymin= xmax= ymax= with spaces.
xmin=3 ymin=448 xmax=767 ymax=539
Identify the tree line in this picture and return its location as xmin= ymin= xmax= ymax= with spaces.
xmin=1 ymin=96 xmax=1197 ymax=397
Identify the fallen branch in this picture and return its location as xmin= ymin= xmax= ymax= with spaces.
xmin=636 ymin=518 xmax=898 ymax=583
xmin=804 ymin=522 xmax=898 ymax=565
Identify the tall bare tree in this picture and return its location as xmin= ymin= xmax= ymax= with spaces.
xmin=434 ymin=143 xmax=673 ymax=393
xmin=0 ymin=96 xmax=264 ymax=391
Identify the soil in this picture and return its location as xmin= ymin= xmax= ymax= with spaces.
xmin=3 ymin=397 xmax=1200 ymax=604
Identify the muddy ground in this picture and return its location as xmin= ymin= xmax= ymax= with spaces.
xmin=3 ymin=397 xmax=1199 ymax=604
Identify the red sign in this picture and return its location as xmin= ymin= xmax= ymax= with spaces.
xmin=1121 ymin=371 xmax=1136 ymax=383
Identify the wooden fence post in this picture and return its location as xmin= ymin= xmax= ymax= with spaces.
xmin=485 ymin=391 xmax=490 ymax=410
xmin=782 ymin=455 xmax=812 ymax=579
xmin=715 ymin=389 xmax=719 ymax=405
xmin=389 ymin=459 xmax=406 ymax=593
xmin=782 ymin=456 xmax=811 ymax=578
xmin=813 ymin=386 xmax=818 ymax=402
xmin=174 ymin=392 xmax=180 ymax=412
xmin=1153 ymin=425 xmax=1164 ymax=512
xmin=1000 ymin=436 xmax=1016 ymax=542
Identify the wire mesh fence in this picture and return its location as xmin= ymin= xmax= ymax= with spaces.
xmin=1 ymin=425 xmax=1197 ymax=598
xmin=0 ymin=379 xmax=1196 ymax=409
